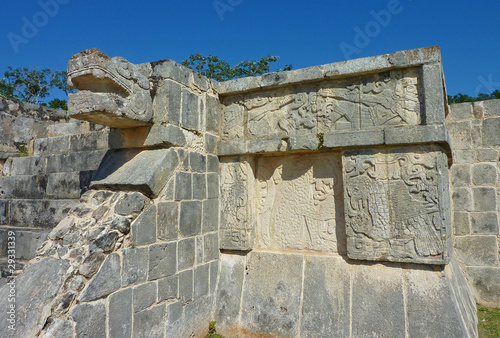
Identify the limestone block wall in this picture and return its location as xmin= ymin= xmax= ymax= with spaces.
xmin=0 ymin=98 xmax=109 ymax=284
xmin=447 ymin=99 xmax=500 ymax=307
xmin=0 ymin=49 xmax=222 ymax=337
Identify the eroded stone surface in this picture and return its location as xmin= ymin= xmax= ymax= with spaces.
xmin=343 ymin=145 xmax=450 ymax=264
xmin=256 ymin=152 xmax=345 ymax=253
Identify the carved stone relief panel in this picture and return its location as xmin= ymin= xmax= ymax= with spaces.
xmin=256 ymin=152 xmax=345 ymax=253
xmin=220 ymin=68 xmax=422 ymax=143
xmin=220 ymin=157 xmax=255 ymax=250
xmin=343 ymin=145 xmax=449 ymax=264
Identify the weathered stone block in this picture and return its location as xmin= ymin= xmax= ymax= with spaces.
xmin=109 ymin=288 xmax=132 ymax=338
xmin=473 ymin=187 xmax=496 ymax=211
xmin=452 ymin=188 xmax=472 ymax=211
xmin=10 ymin=156 xmax=46 ymax=176
xmin=466 ymin=266 xmax=500 ymax=306
xmin=207 ymin=172 xmax=219 ymax=199
xmin=148 ymin=242 xmax=176 ymax=280
xmin=179 ymin=201 xmax=202 ymax=237
xmin=0 ymin=200 xmax=8 ymax=225
xmin=181 ymin=89 xmax=199 ymax=131
xmin=179 ymin=269 xmax=193 ymax=304
xmin=471 ymin=212 xmax=499 ymax=234
xmin=453 ymin=149 xmax=476 ymax=164
xmin=205 ymin=94 xmax=220 ymax=134
xmin=0 ymin=175 xmax=47 ymax=199
xmin=343 ymin=145 xmax=451 ymax=264
xmin=454 ymin=236 xmax=499 ymax=266
xmin=450 ymin=164 xmax=471 ymax=187
xmin=157 ymin=201 xmax=178 ymax=241
xmin=175 ymin=172 xmax=192 ymax=200
xmin=158 ymin=274 xmax=178 ymax=301
xmin=450 ymin=101 xmax=473 ymax=120
xmin=0 ymin=258 xmax=69 ymax=338
xmin=248 ymin=138 xmax=285 ymax=153
xmin=165 ymin=301 xmax=184 ymax=337
xmin=472 ymin=163 xmax=497 ymax=185
xmin=178 ymin=237 xmax=195 ymax=270
xmin=203 ymin=199 xmax=219 ymax=233
xmin=91 ymin=148 xmax=179 ymax=197
xmin=209 ymin=260 xmax=219 ymax=294
xmin=71 ymin=300 xmax=106 ymax=338
xmin=352 ymin=264 xmax=405 ymax=338
xmin=300 ymin=256 xmax=350 ymax=337
xmin=45 ymin=150 xmax=106 ymax=173
xmin=453 ymin=212 xmax=470 ymax=235
xmin=182 ymin=295 xmax=214 ymax=337
xmin=115 ymin=192 xmax=146 ymax=216
xmin=79 ymin=253 xmax=121 ymax=302
xmin=9 ymin=199 xmax=74 ymax=228
xmin=476 ymin=148 xmax=498 ymax=162
xmin=192 ymin=173 xmax=207 ymax=200
xmin=215 ymin=254 xmax=245 ymax=330
xmin=240 ymin=252 xmax=303 ymax=337
xmin=47 ymin=172 xmax=84 ymax=199
xmin=484 ymin=99 xmax=500 ymax=117
xmin=405 ymin=266 xmax=468 ymax=337
xmin=133 ymin=304 xmax=165 ymax=338
xmin=153 ymin=80 xmax=181 ymax=125
xmin=205 ymin=132 xmax=218 ymax=154
xmin=142 ymin=124 xmax=187 ymax=147
xmin=122 ymin=247 xmax=148 ymax=286
xmin=207 ymin=154 xmax=219 ymax=173
xmin=482 ymin=117 xmax=500 ymax=146
xmin=69 ymin=131 xmax=109 ymax=152
xmin=204 ymin=232 xmax=219 ymax=262
xmin=131 ymin=205 xmax=157 ymax=246
xmin=194 ymin=263 xmax=210 ymax=299
xmin=33 ymin=135 xmax=70 ymax=156
xmin=447 ymin=121 xmax=472 ymax=150
xmin=133 ymin=281 xmax=157 ymax=312
xmin=43 ymin=319 xmax=73 ymax=338
xmin=190 ymin=152 xmax=206 ymax=173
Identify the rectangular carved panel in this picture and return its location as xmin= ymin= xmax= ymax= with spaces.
xmin=343 ymin=145 xmax=450 ymax=264
xmin=256 ymin=153 xmax=345 ymax=253
xmin=220 ymin=68 xmax=422 ymax=143
xmin=220 ymin=157 xmax=255 ymax=250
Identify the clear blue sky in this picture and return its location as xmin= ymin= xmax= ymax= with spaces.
xmin=0 ymin=0 xmax=499 ymax=100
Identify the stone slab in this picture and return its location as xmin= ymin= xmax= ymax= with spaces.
xmin=240 ymin=252 xmax=303 ymax=337
xmin=109 ymin=288 xmax=132 ymax=338
xmin=300 ymin=256 xmax=350 ymax=338
xmin=351 ymin=264 xmax=405 ymax=338
xmin=343 ymin=145 xmax=451 ymax=264
xmin=215 ymin=254 xmax=246 ymax=331
xmin=0 ymin=258 xmax=70 ymax=338
xmin=466 ymin=266 xmax=500 ymax=307
xmin=91 ymin=148 xmax=179 ymax=198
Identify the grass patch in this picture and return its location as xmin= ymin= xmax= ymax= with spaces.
xmin=205 ymin=321 xmax=225 ymax=338
xmin=478 ymin=306 xmax=500 ymax=338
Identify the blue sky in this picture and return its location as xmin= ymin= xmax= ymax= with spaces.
xmin=0 ymin=0 xmax=499 ymax=101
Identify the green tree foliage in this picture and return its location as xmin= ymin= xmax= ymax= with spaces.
xmin=182 ymin=53 xmax=293 ymax=81
xmin=0 ymin=67 xmax=74 ymax=109
xmin=448 ymin=90 xmax=500 ymax=104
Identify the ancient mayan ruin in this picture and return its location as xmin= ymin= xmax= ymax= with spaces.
xmin=1 ymin=46 xmax=499 ymax=337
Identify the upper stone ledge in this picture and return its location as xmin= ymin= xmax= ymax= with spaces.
xmin=219 ymin=46 xmax=442 ymax=95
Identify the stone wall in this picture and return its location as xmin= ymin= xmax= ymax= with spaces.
xmin=0 ymin=47 xmax=482 ymax=337
xmin=0 ymin=98 xmax=108 ymax=285
xmin=447 ymin=99 xmax=500 ymax=307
